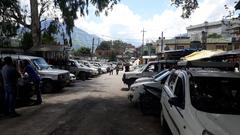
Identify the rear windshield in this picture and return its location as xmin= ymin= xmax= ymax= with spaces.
xmin=190 ymin=77 xmax=240 ymax=115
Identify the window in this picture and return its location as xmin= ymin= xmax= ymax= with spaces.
xmin=176 ymin=45 xmax=184 ymax=49
xmin=168 ymin=73 xmax=178 ymax=92
xmin=216 ymin=45 xmax=225 ymax=50
xmin=190 ymin=77 xmax=240 ymax=114
xmin=174 ymin=77 xmax=185 ymax=109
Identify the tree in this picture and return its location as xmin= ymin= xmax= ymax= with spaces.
xmin=0 ymin=0 xmax=20 ymax=38
xmin=73 ymin=47 xmax=91 ymax=56
xmin=172 ymin=0 xmax=198 ymax=18
xmin=2 ymin=0 xmax=199 ymax=49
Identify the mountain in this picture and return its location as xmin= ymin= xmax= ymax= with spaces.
xmin=42 ymin=20 xmax=102 ymax=50
xmin=17 ymin=20 xmax=102 ymax=50
xmin=70 ymin=27 xmax=102 ymax=50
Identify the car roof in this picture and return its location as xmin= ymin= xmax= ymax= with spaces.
xmin=148 ymin=60 xmax=178 ymax=64
xmin=187 ymin=69 xmax=240 ymax=78
xmin=0 ymin=54 xmax=40 ymax=60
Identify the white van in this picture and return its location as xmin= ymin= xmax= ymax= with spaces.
xmin=1 ymin=54 xmax=70 ymax=92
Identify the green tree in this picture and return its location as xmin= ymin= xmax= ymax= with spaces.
xmin=0 ymin=0 xmax=20 ymax=38
xmin=2 ymin=0 xmax=199 ymax=50
xmin=73 ymin=47 xmax=91 ymax=56
xmin=21 ymin=32 xmax=33 ymax=50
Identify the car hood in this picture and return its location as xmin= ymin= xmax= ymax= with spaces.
xmin=131 ymin=81 xmax=157 ymax=88
xmin=135 ymin=77 xmax=153 ymax=83
xmin=196 ymin=111 xmax=240 ymax=135
xmin=38 ymin=69 xmax=69 ymax=75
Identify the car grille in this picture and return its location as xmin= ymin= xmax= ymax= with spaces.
xmin=59 ymin=73 xmax=70 ymax=80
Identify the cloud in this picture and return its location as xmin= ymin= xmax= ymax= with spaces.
xmin=19 ymin=0 xmax=236 ymax=46
xmin=74 ymin=0 xmax=237 ymax=46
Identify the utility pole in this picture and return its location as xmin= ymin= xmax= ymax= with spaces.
xmin=91 ymin=37 xmax=94 ymax=61
xmin=141 ymin=28 xmax=146 ymax=57
xmin=161 ymin=32 xmax=164 ymax=52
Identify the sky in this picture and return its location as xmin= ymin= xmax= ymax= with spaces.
xmin=19 ymin=0 xmax=238 ymax=46
xmin=74 ymin=0 xmax=237 ymax=46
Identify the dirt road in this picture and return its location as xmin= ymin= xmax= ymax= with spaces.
xmin=0 ymin=71 xmax=171 ymax=135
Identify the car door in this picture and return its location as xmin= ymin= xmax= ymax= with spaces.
xmin=168 ymin=74 xmax=187 ymax=135
xmin=161 ymin=71 xmax=179 ymax=135
xmin=142 ymin=63 xmax=157 ymax=77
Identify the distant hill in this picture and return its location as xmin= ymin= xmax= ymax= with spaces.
xmin=70 ymin=27 xmax=102 ymax=50
xmin=18 ymin=20 xmax=103 ymax=50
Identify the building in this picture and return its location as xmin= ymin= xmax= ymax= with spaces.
xmin=159 ymin=37 xmax=231 ymax=52
xmin=186 ymin=21 xmax=231 ymax=41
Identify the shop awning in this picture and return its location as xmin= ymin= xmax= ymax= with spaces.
xmin=181 ymin=50 xmax=225 ymax=61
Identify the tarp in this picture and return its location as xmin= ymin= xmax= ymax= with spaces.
xmin=181 ymin=50 xmax=225 ymax=61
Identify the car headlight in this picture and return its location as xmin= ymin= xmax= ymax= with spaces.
xmin=202 ymin=130 xmax=214 ymax=135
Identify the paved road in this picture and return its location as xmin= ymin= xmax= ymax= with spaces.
xmin=0 ymin=71 xmax=171 ymax=135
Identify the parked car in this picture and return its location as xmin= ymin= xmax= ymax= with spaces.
xmin=1 ymin=54 xmax=70 ymax=93
xmin=122 ymin=60 xmax=177 ymax=88
xmin=128 ymin=70 xmax=170 ymax=104
xmin=134 ymin=69 xmax=169 ymax=84
xmin=66 ymin=59 xmax=94 ymax=80
xmin=78 ymin=60 xmax=100 ymax=75
xmin=160 ymin=61 xmax=240 ymax=135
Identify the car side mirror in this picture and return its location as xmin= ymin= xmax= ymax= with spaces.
xmin=168 ymin=97 xmax=183 ymax=109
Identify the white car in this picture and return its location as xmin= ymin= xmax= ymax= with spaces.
xmin=134 ymin=69 xmax=169 ymax=83
xmin=128 ymin=70 xmax=170 ymax=103
xmin=161 ymin=63 xmax=240 ymax=135
xmin=122 ymin=60 xmax=176 ymax=88
xmin=2 ymin=54 xmax=70 ymax=92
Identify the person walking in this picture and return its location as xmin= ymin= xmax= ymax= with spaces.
xmin=22 ymin=60 xmax=42 ymax=105
xmin=109 ymin=64 xmax=113 ymax=75
xmin=1 ymin=57 xmax=20 ymax=117
xmin=116 ymin=65 xmax=119 ymax=75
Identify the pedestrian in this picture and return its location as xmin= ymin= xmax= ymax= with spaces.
xmin=22 ymin=60 xmax=42 ymax=105
xmin=1 ymin=57 xmax=20 ymax=117
xmin=116 ymin=65 xmax=119 ymax=75
xmin=125 ymin=63 xmax=130 ymax=72
xmin=109 ymin=64 xmax=113 ymax=75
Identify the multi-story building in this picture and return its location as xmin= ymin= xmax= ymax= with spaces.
xmin=186 ymin=21 xmax=231 ymax=41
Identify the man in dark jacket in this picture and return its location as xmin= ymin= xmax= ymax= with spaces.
xmin=1 ymin=57 xmax=20 ymax=117
xmin=22 ymin=60 xmax=42 ymax=105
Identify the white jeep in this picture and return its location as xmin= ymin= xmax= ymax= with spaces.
xmin=2 ymin=54 xmax=70 ymax=92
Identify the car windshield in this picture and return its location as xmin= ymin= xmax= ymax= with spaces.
xmin=153 ymin=69 xmax=168 ymax=79
xmin=135 ymin=64 xmax=147 ymax=72
xmin=190 ymin=77 xmax=240 ymax=115
xmin=32 ymin=58 xmax=50 ymax=70
xmin=154 ymin=71 xmax=170 ymax=82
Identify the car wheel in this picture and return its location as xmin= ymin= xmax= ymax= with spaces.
xmin=42 ymin=80 xmax=53 ymax=93
xmin=79 ymin=72 xmax=86 ymax=81
xmin=139 ymin=93 xmax=152 ymax=115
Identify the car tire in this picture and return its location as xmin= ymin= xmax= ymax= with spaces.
xmin=79 ymin=72 xmax=86 ymax=81
xmin=42 ymin=80 xmax=53 ymax=93
xmin=139 ymin=93 xmax=152 ymax=115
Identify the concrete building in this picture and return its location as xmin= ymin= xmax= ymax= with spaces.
xmin=163 ymin=38 xmax=231 ymax=51
xmin=186 ymin=21 xmax=231 ymax=41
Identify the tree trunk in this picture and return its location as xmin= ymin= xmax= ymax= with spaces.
xmin=30 ymin=0 xmax=41 ymax=47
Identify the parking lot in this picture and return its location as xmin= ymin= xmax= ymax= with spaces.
xmin=0 ymin=71 xmax=171 ymax=135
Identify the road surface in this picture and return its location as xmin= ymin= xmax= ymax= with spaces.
xmin=0 ymin=71 xmax=171 ymax=135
